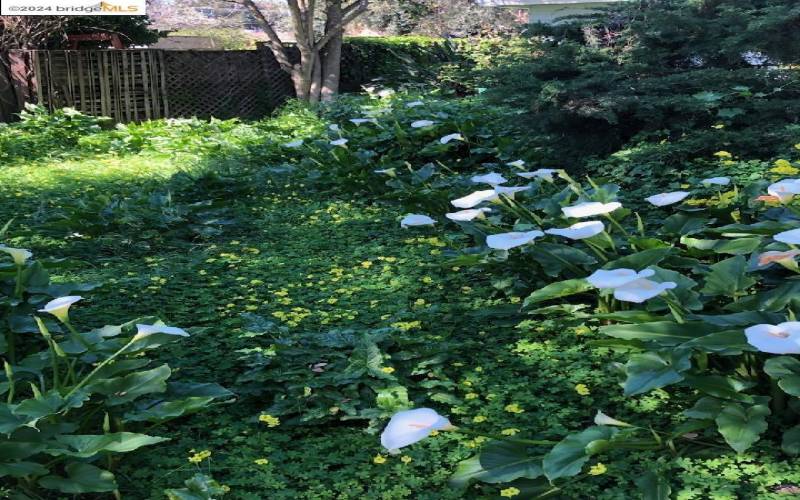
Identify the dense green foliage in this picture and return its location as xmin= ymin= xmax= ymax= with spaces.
xmin=2 ymin=2 xmax=800 ymax=496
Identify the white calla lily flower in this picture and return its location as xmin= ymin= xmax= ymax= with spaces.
xmin=133 ymin=323 xmax=190 ymax=342
xmin=38 ymin=296 xmax=83 ymax=323
xmin=380 ymin=408 xmax=452 ymax=452
xmin=0 ymin=246 xmax=32 ymax=266
xmin=744 ymin=323 xmax=800 ymax=354
xmin=767 ymin=179 xmax=800 ymax=203
xmin=613 ymin=279 xmax=677 ymax=303
xmin=757 ymin=250 xmax=800 ymax=268
xmin=471 ymin=172 xmax=508 ymax=186
xmin=645 ymin=191 xmax=691 ymax=207
xmin=400 ymin=214 xmax=436 ymax=228
xmin=486 ymin=230 xmax=544 ymax=250
xmin=411 ymin=120 xmax=435 ymax=128
xmin=406 ymin=101 xmax=424 ymax=108
xmin=440 ymin=133 xmax=464 ymax=144
xmin=445 ymin=208 xmax=491 ymax=222
xmin=701 ymin=176 xmax=731 ymax=186
xmin=330 ymin=138 xmax=348 ymax=147
xmin=451 ymin=190 xmax=497 ymax=209
xmin=329 ymin=124 xmax=340 ymax=132
xmin=562 ymin=202 xmax=622 ymax=218
xmin=774 ymin=228 xmax=800 ymax=245
xmin=545 ymin=221 xmax=605 ymax=240
xmin=283 ymin=140 xmax=303 ymax=148
xmin=587 ymin=269 xmax=655 ymax=289
xmin=594 ymin=410 xmax=633 ymax=427
xmin=506 ymin=160 xmax=525 ymax=168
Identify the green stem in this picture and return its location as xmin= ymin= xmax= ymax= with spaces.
xmin=13 ymin=264 xmax=22 ymax=299
xmin=64 ymin=320 xmax=94 ymax=352
xmin=65 ymin=338 xmax=135 ymax=399
xmin=584 ymin=240 xmax=609 ymax=262
xmin=604 ymin=213 xmax=630 ymax=238
xmin=601 ymin=231 xmax=617 ymax=253
xmin=540 ymin=249 xmax=584 ymax=276
xmin=5 ymin=329 xmax=15 ymax=366
xmin=451 ymin=426 xmax=555 ymax=446
xmin=4 ymin=361 xmax=14 ymax=404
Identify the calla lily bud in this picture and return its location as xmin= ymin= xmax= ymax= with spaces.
xmin=594 ymin=410 xmax=633 ymax=427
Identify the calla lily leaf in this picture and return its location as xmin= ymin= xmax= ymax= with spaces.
xmin=715 ymin=402 xmax=770 ymax=453
xmin=48 ymin=433 xmax=169 ymax=458
xmin=0 ymin=461 xmax=49 ymax=478
xmin=525 ymin=243 xmax=597 ymax=277
xmin=38 ymin=462 xmax=116 ymax=494
xmin=661 ymin=213 xmax=711 ymax=236
xmin=623 ymin=350 xmax=692 ymax=395
xmin=542 ymin=426 xmax=617 ymax=480
xmin=86 ymin=365 xmax=171 ymax=406
xmin=603 ymin=248 xmax=673 ymax=270
xmin=701 ymin=256 xmax=757 ymax=297
xmin=523 ymin=279 xmax=593 ymax=308
xmin=635 ymin=471 xmax=672 ymax=500
xmin=764 ymin=357 xmax=800 ymax=397
xmin=682 ymin=375 xmax=755 ymax=401
xmin=450 ymin=441 xmax=543 ymax=488
xmin=782 ymin=425 xmax=800 ymax=456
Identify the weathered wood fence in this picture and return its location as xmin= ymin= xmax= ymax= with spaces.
xmin=3 ymin=47 xmax=295 ymax=122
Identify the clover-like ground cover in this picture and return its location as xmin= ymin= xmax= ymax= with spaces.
xmin=2 ymin=110 xmax=800 ymax=499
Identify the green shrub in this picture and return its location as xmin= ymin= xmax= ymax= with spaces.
xmin=0 ymin=239 xmax=231 ymax=495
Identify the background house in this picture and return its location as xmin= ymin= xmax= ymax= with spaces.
xmin=476 ymin=0 xmax=627 ymax=24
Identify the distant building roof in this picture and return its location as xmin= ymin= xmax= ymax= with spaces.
xmin=151 ymin=36 xmax=218 ymax=50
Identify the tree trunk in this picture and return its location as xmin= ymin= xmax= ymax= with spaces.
xmin=321 ymin=0 xmax=344 ymax=102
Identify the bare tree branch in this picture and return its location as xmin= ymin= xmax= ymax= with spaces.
xmin=314 ymin=0 xmax=368 ymax=51
xmin=220 ymin=0 xmax=294 ymax=71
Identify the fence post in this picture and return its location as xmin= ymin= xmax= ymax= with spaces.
xmin=0 ymin=51 xmax=33 ymax=122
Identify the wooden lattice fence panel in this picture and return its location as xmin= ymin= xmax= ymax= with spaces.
xmin=9 ymin=50 xmax=169 ymax=122
xmin=163 ymin=50 xmax=292 ymax=120
xmin=5 ymin=47 xmax=295 ymax=123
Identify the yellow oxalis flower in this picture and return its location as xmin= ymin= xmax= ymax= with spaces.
xmin=500 ymin=487 xmax=521 ymax=497
xmin=472 ymin=415 xmax=488 ymax=423
xmin=575 ymin=384 xmax=591 ymax=396
xmin=381 ymin=367 xmax=395 ymax=374
xmin=504 ymin=403 xmax=525 ymax=414
xmin=258 ymin=414 xmax=280 ymax=427
xmin=714 ymin=150 xmax=732 ymax=159
xmin=401 ymin=455 xmax=412 ymax=464
xmin=254 ymin=458 xmax=269 ymax=465
xmin=501 ymin=428 xmax=520 ymax=436
xmin=188 ymin=450 xmax=211 ymax=463
xmin=373 ymin=455 xmax=387 ymax=464
xmin=771 ymin=159 xmax=800 ymax=176
xmin=589 ymin=462 xmax=608 ymax=475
